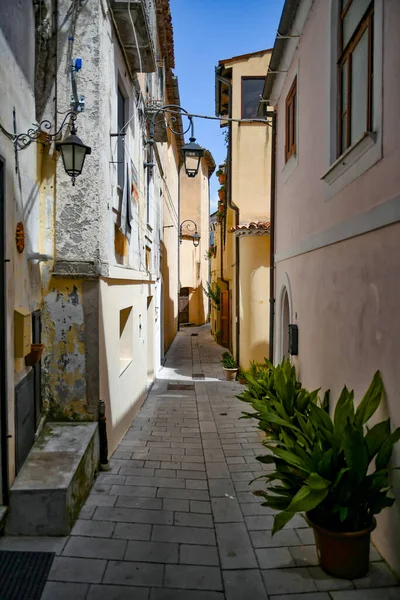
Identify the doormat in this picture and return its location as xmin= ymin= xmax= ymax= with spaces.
xmin=0 ymin=550 xmax=55 ymax=600
xmin=167 ymin=383 xmax=195 ymax=391
xmin=192 ymin=373 xmax=205 ymax=380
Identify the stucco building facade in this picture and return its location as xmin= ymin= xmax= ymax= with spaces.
xmin=212 ymin=49 xmax=273 ymax=369
xmin=261 ymin=0 xmax=400 ymax=574
xmin=179 ymin=152 xmax=215 ymax=327
xmin=0 ymin=0 xmax=184 ymax=526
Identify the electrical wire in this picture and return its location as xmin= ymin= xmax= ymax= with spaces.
xmin=128 ymin=0 xmax=143 ymax=73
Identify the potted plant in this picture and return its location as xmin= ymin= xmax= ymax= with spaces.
xmin=221 ymin=351 xmax=238 ymax=380
xmin=239 ymin=362 xmax=400 ymax=579
xmin=236 ymin=368 xmax=247 ymax=384
xmin=205 ymin=245 xmax=216 ymax=260
xmin=216 ymin=169 xmax=226 ymax=185
xmin=218 ymin=186 xmax=225 ymax=201
xmin=216 ymin=210 xmax=224 ymax=223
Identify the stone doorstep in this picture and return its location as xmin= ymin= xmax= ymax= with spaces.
xmin=6 ymin=423 xmax=99 ymax=536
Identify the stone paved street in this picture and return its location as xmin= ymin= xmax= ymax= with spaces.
xmin=1 ymin=326 xmax=399 ymax=599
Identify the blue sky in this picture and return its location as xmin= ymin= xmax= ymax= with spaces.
xmin=169 ymin=0 xmax=285 ymax=213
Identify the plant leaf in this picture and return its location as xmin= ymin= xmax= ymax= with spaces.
xmin=272 ymin=447 xmax=312 ymax=473
xmin=304 ymin=472 xmax=331 ymax=490
xmin=342 ymin=420 xmax=368 ymax=484
xmin=354 ymin=371 xmax=384 ymax=427
xmin=376 ymin=427 xmax=400 ymax=471
xmin=287 ymin=485 xmax=329 ymax=513
xmin=365 ymin=419 xmax=391 ymax=461
xmin=272 ymin=510 xmax=295 ymax=534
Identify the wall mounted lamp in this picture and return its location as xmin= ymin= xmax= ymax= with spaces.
xmin=144 ymin=104 xmax=204 ymax=178
xmin=180 ymin=219 xmax=200 ymax=247
xmin=12 ymin=111 xmax=91 ymax=186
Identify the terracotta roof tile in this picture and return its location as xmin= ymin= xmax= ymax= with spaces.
xmin=229 ymin=221 xmax=270 ymax=236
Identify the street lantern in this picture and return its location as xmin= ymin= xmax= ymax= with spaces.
xmin=192 ymin=231 xmax=200 ymax=247
xmin=56 ymin=122 xmax=92 ymax=186
xmin=12 ymin=112 xmax=91 ymax=186
xmin=179 ymin=220 xmax=200 ymax=247
xmin=181 ymin=137 xmax=205 ymax=178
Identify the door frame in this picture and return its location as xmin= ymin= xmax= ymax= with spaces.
xmin=0 ymin=157 xmax=9 ymax=504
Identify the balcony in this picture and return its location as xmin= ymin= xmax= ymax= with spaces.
xmin=111 ymin=0 xmax=156 ymax=74
xmin=146 ymin=100 xmax=168 ymax=143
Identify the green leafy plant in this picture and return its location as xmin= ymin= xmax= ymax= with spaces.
xmin=239 ymin=365 xmax=400 ymax=534
xmin=221 ymin=351 xmax=237 ymax=369
xmin=205 ymin=245 xmax=216 ymax=260
xmin=203 ymin=282 xmax=220 ymax=310
xmin=216 ymin=169 xmax=223 ymax=177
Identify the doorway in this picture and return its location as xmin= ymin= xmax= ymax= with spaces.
xmin=0 ymin=158 xmax=7 ymax=502
xmin=220 ymin=290 xmax=230 ymax=348
xmin=282 ymin=288 xmax=290 ymax=359
xmin=179 ymin=287 xmax=189 ymax=325
xmin=147 ymin=296 xmax=154 ymax=384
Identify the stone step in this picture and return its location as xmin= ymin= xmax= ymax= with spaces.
xmin=6 ymin=422 xmax=99 ymax=536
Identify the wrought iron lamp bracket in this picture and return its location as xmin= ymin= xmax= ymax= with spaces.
xmin=14 ymin=111 xmax=78 ymax=151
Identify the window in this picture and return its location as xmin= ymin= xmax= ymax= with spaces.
xmin=117 ymin=86 xmax=126 ymax=190
xmin=119 ymin=306 xmax=133 ymax=375
xmin=338 ymin=0 xmax=374 ymax=156
xmin=241 ymin=77 xmax=265 ymax=119
xmin=285 ymin=77 xmax=297 ymax=163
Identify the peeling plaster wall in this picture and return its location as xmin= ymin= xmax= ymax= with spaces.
xmin=42 ymin=0 xmax=169 ymax=452
xmin=0 ymin=20 xmax=43 ymax=487
xmin=43 ymin=279 xmax=98 ymax=421
xmin=54 ymin=0 xmax=109 ymax=274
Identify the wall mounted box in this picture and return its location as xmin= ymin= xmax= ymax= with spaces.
xmin=14 ymin=308 xmax=31 ymax=357
xmin=288 ymin=323 xmax=298 ymax=356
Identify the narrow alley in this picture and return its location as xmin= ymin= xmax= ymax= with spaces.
xmin=1 ymin=326 xmax=398 ymax=599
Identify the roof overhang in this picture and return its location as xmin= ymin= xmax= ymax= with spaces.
xmin=110 ymin=0 xmax=156 ymax=75
xmin=229 ymin=221 xmax=271 ymax=237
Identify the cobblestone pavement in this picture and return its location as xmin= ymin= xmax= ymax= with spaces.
xmin=1 ymin=326 xmax=399 ymax=599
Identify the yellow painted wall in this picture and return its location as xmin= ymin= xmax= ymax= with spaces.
xmin=162 ymin=131 xmax=180 ymax=353
xmin=239 ymin=235 xmax=270 ymax=369
xmin=228 ymin=51 xmax=272 ymax=222
xmin=220 ymin=50 xmax=272 ymax=364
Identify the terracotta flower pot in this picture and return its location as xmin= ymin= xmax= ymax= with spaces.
xmin=223 ymin=367 xmax=238 ymax=381
xmin=306 ymin=513 xmax=376 ymax=579
xmin=218 ymin=189 xmax=225 ymax=201
xmin=25 ymin=343 xmax=45 ymax=367
xmin=218 ymin=173 xmax=226 ymax=185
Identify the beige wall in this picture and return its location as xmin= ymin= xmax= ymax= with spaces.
xmin=271 ymin=0 xmax=400 ymax=574
xmin=162 ymin=130 xmax=180 ymax=353
xmin=218 ymin=50 xmax=272 ymax=364
xmin=99 ymin=279 xmax=154 ymax=455
xmin=239 ymin=235 xmax=270 ymax=368
xmin=229 ymin=52 xmax=272 ymax=221
xmin=179 ymin=156 xmax=211 ymax=326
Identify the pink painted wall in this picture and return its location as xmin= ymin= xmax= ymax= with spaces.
xmin=273 ymin=0 xmax=400 ymax=573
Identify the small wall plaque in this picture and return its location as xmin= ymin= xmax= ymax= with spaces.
xmin=16 ymin=222 xmax=25 ymax=253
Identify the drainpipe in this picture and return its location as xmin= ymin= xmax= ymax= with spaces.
xmin=177 ymin=162 xmax=182 ymax=331
xmin=0 ymin=167 xmax=8 ymax=506
xmin=216 ymin=72 xmax=240 ymax=364
xmin=269 ymin=112 xmax=277 ymax=363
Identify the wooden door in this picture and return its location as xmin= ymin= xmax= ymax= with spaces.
xmin=220 ymin=290 xmax=229 ymax=348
